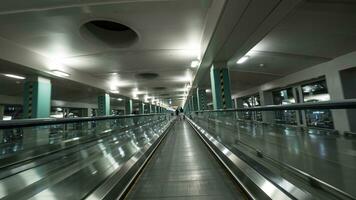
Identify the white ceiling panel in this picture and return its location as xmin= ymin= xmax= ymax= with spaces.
xmin=0 ymin=0 xmax=218 ymax=107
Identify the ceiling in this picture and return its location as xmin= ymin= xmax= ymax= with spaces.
xmin=224 ymin=0 xmax=356 ymax=96
xmin=0 ymin=0 xmax=221 ymax=107
xmin=193 ymin=0 xmax=356 ymax=100
xmin=0 ymin=59 xmax=127 ymax=107
xmin=0 ymin=0 xmax=355 ymax=108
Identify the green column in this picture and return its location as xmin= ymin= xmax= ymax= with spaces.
xmin=139 ymin=102 xmax=144 ymax=114
xmin=149 ymin=104 xmax=152 ymax=113
xmin=192 ymin=94 xmax=198 ymax=111
xmin=210 ymin=64 xmax=232 ymax=110
xmin=98 ymin=93 xmax=110 ymax=116
xmin=125 ymin=99 xmax=133 ymax=115
xmin=23 ymin=77 xmax=51 ymax=118
xmin=197 ymin=88 xmax=207 ymax=111
xmin=186 ymin=98 xmax=189 ymax=112
xmin=187 ymin=97 xmax=191 ymax=113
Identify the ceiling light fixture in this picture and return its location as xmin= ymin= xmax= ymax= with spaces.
xmin=190 ymin=60 xmax=200 ymax=68
xmin=110 ymin=90 xmax=119 ymax=94
xmin=3 ymin=74 xmax=26 ymax=80
xmin=50 ymin=70 xmax=70 ymax=77
xmin=117 ymin=98 xmax=123 ymax=101
xmin=236 ymin=56 xmax=250 ymax=64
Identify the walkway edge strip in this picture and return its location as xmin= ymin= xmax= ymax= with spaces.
xmin=186 ymin=117 xmax=312 ymax=200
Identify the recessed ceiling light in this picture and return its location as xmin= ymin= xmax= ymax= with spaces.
xmin=50 ymin=70 xmax=70 ymax=77
xmin=3 ymin=74 xmax=26 ymax=80
xmin=236 ymin=56 xmax=250 ymax=64
xmin=190 ymin=60 xmax=200 ymax=68
xmin=117 ymin=98 xmax=123 ymax=101
xmin=110 ymin=90 xmax=119 ymax=94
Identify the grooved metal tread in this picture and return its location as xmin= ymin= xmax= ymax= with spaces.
xmin=126 ymin=120 xmax=246 ymax=200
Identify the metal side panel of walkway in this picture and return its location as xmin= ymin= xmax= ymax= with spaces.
xmin=125 ymin=120 xmax=247 ymax=200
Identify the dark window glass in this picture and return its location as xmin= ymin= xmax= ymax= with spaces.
xmin=302 ymin=80 xmax=333 ymax=129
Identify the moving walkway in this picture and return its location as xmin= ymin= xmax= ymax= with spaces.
xmin=0 ymin=101 xmax=355 ymax=200
xmin=0 ymin=113 xmax=293 ymax=200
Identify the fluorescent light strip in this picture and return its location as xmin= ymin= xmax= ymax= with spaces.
xmin=236 ymin=56 xmax=249 ymax=64
xmin=50 ymin=70 xmax=70 ymax=77
xmin=190 ymin=60 xmax=200 ymax=68
xmin=110 ymin=90 xmax=119 ymax=94
xmin=3 ymin=74 xmax=26 ymax=80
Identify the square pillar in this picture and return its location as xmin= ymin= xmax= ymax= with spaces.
xmin=293 ymin=86 xmax=307 ymax=127
xmin=210 ymin=64 xmax=232 ymax=110
xmin=81 ymin=108 xmax=92 ymax=117
xmin=0 ymin=105 xmax=4 ymax=120
xmin=259 ymin=90 xmax=275 ymax=124
xmin=148 ymin=104 xmax=152 ymax=113
xmin=196 ymin=88 xmax=207 ymax=111
xmin=326 ymin=70 xmax=351 ymax=133
xmin=98 ymin=93 xmax=110 ymax=116
xmin=188 ymin=97 xmax=192 ymax=112
xmin=125 ymin=99 xmax=133 ymax=115
xmin=236 ymin=98 xmax=244 ymax=119
xmin=23 ymin=77 xmax=51 ymax=118
xmin=231 ymin=99 xmax=236 ymax=109
xmin=139 ymin=102 xmax=145 ymax=114
xmin=192 ymin=95 xmax=198 ymax=111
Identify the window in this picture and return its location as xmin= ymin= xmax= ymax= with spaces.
xmin=302 ymin=80 xmax=333 ymax=129
xmin=273 ymin=88 xmax=297 ymax=125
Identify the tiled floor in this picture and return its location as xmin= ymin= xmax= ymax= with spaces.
xmin=126 ymin=120 xmax=245 ymax=199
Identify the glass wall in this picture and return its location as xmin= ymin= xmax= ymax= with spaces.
xmin=3 ymin=105 xmax=23 ymax=120
xmin=273 ymin=88 xmax=297 ymax=125
xmin=302 ymin=80 xmax=334 ymax=129
xmin=240 ymin=95 xmax=262 ymax=121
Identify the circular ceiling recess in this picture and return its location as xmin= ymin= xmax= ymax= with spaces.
xmin=136 ymin=73 xmax=159 ymax=80
xmin=80 ymin=20 xmax=138 ymax=48
xmin=153 ymin=86 xmax=166 ymax=90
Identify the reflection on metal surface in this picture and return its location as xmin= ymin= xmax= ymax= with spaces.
xmin=0 ymin=114 xmax=173 ymax=199
xmin=187 ymin=117 xmax=312 ymax=200
xmin=190 ymin=110 xmax=356 ymax=200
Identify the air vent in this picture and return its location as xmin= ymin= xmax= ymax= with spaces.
xmin=136 ymin=73 xmax=159 ymax=80
xmin=80 ymin=20 xmax=138 ymax=48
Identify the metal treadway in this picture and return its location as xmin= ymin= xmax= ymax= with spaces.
xmin=125 ymin=120 xmax=247 ymax=199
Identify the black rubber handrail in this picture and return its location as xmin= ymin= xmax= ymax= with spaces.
xmin=0 ymin=113 xmax=166 ymax=129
